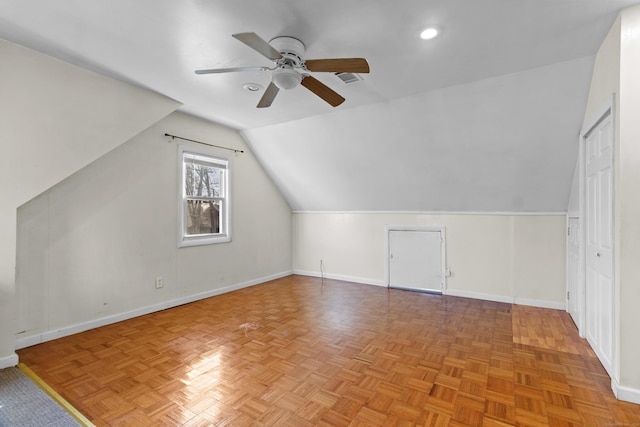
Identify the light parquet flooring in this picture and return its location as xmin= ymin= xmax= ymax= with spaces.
xmin=511 ymin=305 xmax=596 ymax=358
xmin=17 ymin=275 xmax=640 ymax=426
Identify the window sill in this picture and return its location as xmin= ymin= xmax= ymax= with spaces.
xmin=179 ymin=235 xmax=231 ymax=248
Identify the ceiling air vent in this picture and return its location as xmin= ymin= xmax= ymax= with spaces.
xmin=334 ymin=72 xmax=363 ymax=84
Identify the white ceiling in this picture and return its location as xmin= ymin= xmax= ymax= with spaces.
xmin=1 ymin=0 xmax=638 ymax=212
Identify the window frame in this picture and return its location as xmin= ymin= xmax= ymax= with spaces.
xmin=178 ymin=144 xmax=231 ymax=247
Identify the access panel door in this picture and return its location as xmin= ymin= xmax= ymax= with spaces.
xmin=389 ymin=229 xmax=443 ymax=293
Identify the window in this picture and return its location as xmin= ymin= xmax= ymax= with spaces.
xmin=178 ymin=145 xmax=230 ymax=247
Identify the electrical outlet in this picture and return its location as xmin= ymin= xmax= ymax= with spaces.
xmin=155 ymin=276 xmax=164 ymax=289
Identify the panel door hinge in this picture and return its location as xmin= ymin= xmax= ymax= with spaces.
xmin=568 ymin=227 xmax=570 ymax=236
xmin=567 ymin=291 xmax=570 ymax=300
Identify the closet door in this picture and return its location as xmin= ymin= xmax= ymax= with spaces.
xmin=584 ymin=110 xmax=614 ymax=376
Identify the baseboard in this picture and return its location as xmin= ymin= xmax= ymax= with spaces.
xmin=445 ymin=289 xmax=514 ymax=304
xmin=15 ymin=270 xmax=292 ymax=350
xmin=612 ymin=378 xmax=640 ymax=404
xmin=291 ymin=276 xmax=566 ymax=309
xmin=445 ymin=289 xmax=565 ymax=310
xmin=293 ymin=270 xmax=387 ymax=287
xmin=292 ymin=210 xmax=567 ymax=216
xmin=514 ymin=297 xmax=566 ymax=310
xmin=0 ymin=352 xmax=19 ymax=369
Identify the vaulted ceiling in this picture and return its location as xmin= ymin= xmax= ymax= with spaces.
xmin=1 ymin=0 xmax=637 ymax=212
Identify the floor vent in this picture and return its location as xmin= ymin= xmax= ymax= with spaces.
xmin=334 ymin=72 xmax=363 ymax=84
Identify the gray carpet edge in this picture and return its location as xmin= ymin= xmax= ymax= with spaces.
xmin=0 ymin=366 xmax=81 ymax=427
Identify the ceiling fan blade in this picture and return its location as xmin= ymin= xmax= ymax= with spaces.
xmin=232 ymin=32 xmax=282 ymax=61
xmin=195 ymin=66 xmax=270 ymax=75
xmin=300 ymin=75 xmax=345 ymax=107
xmin=257 ymin=82 xmax=280 ymax=108
xmin=305 ymin=58 xmax=370 ymax=73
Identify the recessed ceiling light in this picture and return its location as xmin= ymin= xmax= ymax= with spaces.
xmin=243 ymin=83 xmax=263 ymax=92
xmin=420 ymin=28 xmax=439 ymax=40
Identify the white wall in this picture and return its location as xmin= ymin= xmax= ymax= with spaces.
xmin=575 ymin=6 xmax=640 ymax=401
xmin=293 ymin=212 xmax=566 ymax=308
xmin=15 ymin=111 xmax=292 ymax=347
xmin=582 ymin=17 xmax=621 ymax=130
xmin=0 ymin=38 xmax=180 ymax=367
xmin=617 ymin=5 xmax=640 ymax=398
xmin=579 ymin=11 xmax=622 ymax=383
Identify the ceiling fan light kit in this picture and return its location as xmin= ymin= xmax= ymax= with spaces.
xmin=272 ymin=67 xmax=302 ymax=90
xmin=195 ymin=32 xmax=370 ymax=108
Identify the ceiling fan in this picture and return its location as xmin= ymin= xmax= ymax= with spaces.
xmin=195 ymin=32 xmax=370 ymax=108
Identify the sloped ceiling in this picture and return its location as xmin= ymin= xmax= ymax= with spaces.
xmin=243 ymin=57 xmax=593 ymax=212
xmin=1 ymin=0 xmax=638 ymax=212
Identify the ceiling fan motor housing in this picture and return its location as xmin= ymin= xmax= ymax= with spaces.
xmin=269 ymin=36 xmax=306 ymax=90
xmin=269 ymin=36 xmax=305 ymax=64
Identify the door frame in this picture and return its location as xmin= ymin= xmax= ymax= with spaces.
xmin=578 ymin=94 xmax=616 ymax=377
xmin=566 ymin=216 xmax=581 ymax=332
xmin=385 ymin=225 xmax=447 ymax=293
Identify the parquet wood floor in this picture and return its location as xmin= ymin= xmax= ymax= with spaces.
xmin=17 ymin=275 xmax=640 ymax=426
